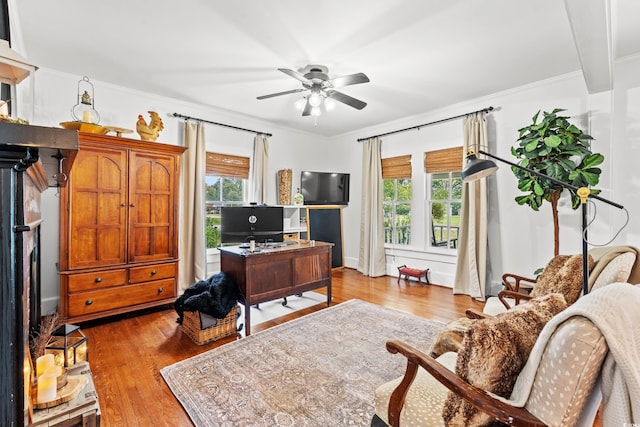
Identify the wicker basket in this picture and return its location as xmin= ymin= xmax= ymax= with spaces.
xmin=182 ymin=305 xmax=240 ymax=345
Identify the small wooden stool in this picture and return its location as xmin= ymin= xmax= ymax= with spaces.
xmin=397 ymin=265 xmax=430 ymax=285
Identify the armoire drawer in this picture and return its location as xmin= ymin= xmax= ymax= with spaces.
xmin=129 ymin=262 xmax=176 ymax=284
xmin=67 ymin=279 xmax=176 ymax=317
xmin=67 ymin=269 xmax=128 ymax=292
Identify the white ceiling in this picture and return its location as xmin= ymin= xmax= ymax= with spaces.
xmin=14 ymin=0 xmax=640 ymax=137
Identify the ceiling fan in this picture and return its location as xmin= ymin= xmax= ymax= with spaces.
xmin=257 ymin=65 xmax=370 ymax=116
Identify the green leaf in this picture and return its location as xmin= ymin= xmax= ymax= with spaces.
xmin=533 ymin=181 xmax=544 ymax=195
xmin=544 ymin=135 xmax=562 ymax=148
xmin=546 ymin=163 xmax=565 ymax=178
xmin=525 ymin=140 xmax=538 ymax=152
xmin=531 ymin=110 xmax=540 ymax=124
xmin=557 ymin=157 xmax=578 ymax=170
xmin=581 ymin=153 xmax=604 ymax=168
xmin=581 ymin=171 xmax=600 ymax=185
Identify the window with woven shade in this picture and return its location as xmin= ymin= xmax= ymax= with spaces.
xmin=424 ymin=147 xmax=463 ymax=250
xmin=382 ymin=155 xmax=412 ymax=245
xmin=424 ymin=146 xmax=463 ymax=173
xmin=382 ymin=154 xmax=412 ymax=180
xmin=205 ymin=152 xmax=250 ymax=248
xmin=205 ymin=152 xmax=250 ymax=179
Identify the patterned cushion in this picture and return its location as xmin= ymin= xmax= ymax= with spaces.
xmin=522 ymin=317 xmax=607 ymax=426
xmin=482 ymin=296 xmax=515 ymax=316
xmin=374 ymin=352 xmax=457 ymax=427
xmin=591 ymin=252 xmax=636 ymax=291
xmin=442 ymin=293 xmax=568 ymax=427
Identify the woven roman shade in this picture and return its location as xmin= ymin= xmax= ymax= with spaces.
xmin=424 ymin=146 xmax=464 ymax=173
xmin=382 ymin=155 xmax=412 ymax=179
xmin=206 ymin=152 xmax=250 ymax=179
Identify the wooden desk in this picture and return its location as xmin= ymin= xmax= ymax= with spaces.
xmin=219 ymin=241 xmax=332 ymax=335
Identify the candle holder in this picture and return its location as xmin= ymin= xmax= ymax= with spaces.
xmin=71 ymin=76 xmax=100 ymax=124
xmin=45 ymin=324 xmax=88 ymax=368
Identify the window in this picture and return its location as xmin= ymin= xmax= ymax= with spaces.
xmin=425 ymin=147 xmax=463 ymax=249
xmin=382 ymin=155 xmax=412 ymax=245
xmin=205 ymin=152 xmax=250 ymax=248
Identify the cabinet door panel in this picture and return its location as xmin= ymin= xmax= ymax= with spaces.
xmin=129 ymin=152 xmax=175 ymax=262
xmin=69 ymin=146 xmax=127 ymax=269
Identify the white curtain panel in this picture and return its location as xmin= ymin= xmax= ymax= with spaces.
xmin=178 ymin=121 xmax=207 ymax=292
xmin=454 ymin=113 xmax=489 ymax=300
xmin=251 ymin=134 xmax=269 ymax=204
xmin=358 ymin=137 xmax=386 ymax=277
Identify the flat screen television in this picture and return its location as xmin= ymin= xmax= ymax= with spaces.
xmin=300 ymin=171 xmax=350 ymax=205
xmin=220 ymin=206 xmax=284 ymax=244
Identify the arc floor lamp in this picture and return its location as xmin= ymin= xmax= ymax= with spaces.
xmin=461 ymin=149 xmax=626 ymax=295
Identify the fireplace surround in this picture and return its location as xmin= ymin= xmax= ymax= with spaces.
xmin=0 ymin=122 xmax=77 ymax=426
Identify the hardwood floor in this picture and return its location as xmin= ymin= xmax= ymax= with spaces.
xmin=79 ymin=269 xmax=482 ymax=426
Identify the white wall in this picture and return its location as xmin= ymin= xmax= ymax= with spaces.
xmin=34 ymin=69 xmax=328 ymax=314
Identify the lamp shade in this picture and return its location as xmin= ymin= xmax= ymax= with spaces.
xmin=461 ymin=153 xmax=499 ymax=182
xmin=0 ymin=39 xmax=38 ymax=85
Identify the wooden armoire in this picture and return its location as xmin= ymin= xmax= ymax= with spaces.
xmin=59 ymin=133 xmax=185 ymax=323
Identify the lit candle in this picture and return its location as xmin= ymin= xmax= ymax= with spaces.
xmin=36 ymin=354 xmax=54 ymax=377
xmin=37 ymin=373 xmax=57 ymax=403
xmin=82 ymin=110 xmax=92 ymax=123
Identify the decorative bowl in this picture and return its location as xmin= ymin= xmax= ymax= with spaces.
xmin=60 ymin=121 xmax=108 ymax=134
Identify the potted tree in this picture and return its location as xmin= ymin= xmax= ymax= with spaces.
xmin=511 ymin=108 xmax=604 ymax=256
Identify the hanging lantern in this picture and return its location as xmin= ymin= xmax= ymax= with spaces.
xmin=71 ymin=76 xmax=100 ymax=124
xmin=45 ymin=324 xmax=88 ymax=368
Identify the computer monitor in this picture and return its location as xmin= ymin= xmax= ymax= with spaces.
xmin=220 ymin=206 xmax=284 ymax=244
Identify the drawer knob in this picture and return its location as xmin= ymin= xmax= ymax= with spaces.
xmin=158 ymin=287 xmax=164 ymax=293
xmin=94 ymin=277 xmax=102 ymax=283
xmin=121 ymin=203 xmax=126 ymax=207
xmin=85 ymin=300 xmax=93 ymax=306
xmin=130 ymin=203 xmax=136 ymax=207
xmin=151 ymin=269 xmax=157 ymax=276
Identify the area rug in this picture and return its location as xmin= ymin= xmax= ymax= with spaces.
xmin=245 ymin=291 xmax=327 ymax=331
xmin=161 ymin=299 xmax=445 ymax=427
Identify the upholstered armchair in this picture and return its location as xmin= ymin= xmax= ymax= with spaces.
xmin=372 ymin=283 xmax=640 ymax=427
xmin=467 ymin=245 xmax=640 ymax=319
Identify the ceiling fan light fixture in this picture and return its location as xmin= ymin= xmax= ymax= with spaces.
xmin=294 ymin=97 xmax=306 ymax=110
xmin=324 ymin=97 xmax=336 ymax=111
xmin=257 ymin=65 xmax=370 ymax=119
xmin=308 ymin=91 xmax=323 ymax=108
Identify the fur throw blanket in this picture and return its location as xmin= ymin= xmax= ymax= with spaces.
xmin=500 ymin=282 xmax=640 ymax=426
xmin=174 ymin=272 xmax=243 ymax=322
xmin=442 ymin=293 xmax=568 ymax=427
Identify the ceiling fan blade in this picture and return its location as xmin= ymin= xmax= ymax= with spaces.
xmin=278 ymin=68 xmax=312 ymax=85
xmin=302 ymin=100 xmax=312 ymax=116
xmin=256 ymin=88 xmax=306 ymax=100
xmin=328 ymin=72 xmax=370 ymax=88
xmin=328 ymin=90 xmax=367 ymax=110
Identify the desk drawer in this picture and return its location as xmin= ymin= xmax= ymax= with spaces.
xmin=67 ymin=279 xmax=175 ymax=317
xmin=67 ymin=269 xmax=127 ymax=292
xmin=129 ymin=262 xmax=176 ymax=284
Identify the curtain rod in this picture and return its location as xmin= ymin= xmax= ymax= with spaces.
xmin=172 ymin=113 xmax=272 ymax=137
xmin=357 ymin=106 xmax=494 ymax=142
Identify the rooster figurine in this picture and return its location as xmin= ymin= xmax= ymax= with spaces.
xmin=136 ymin=111 xmax=164 ymax=142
